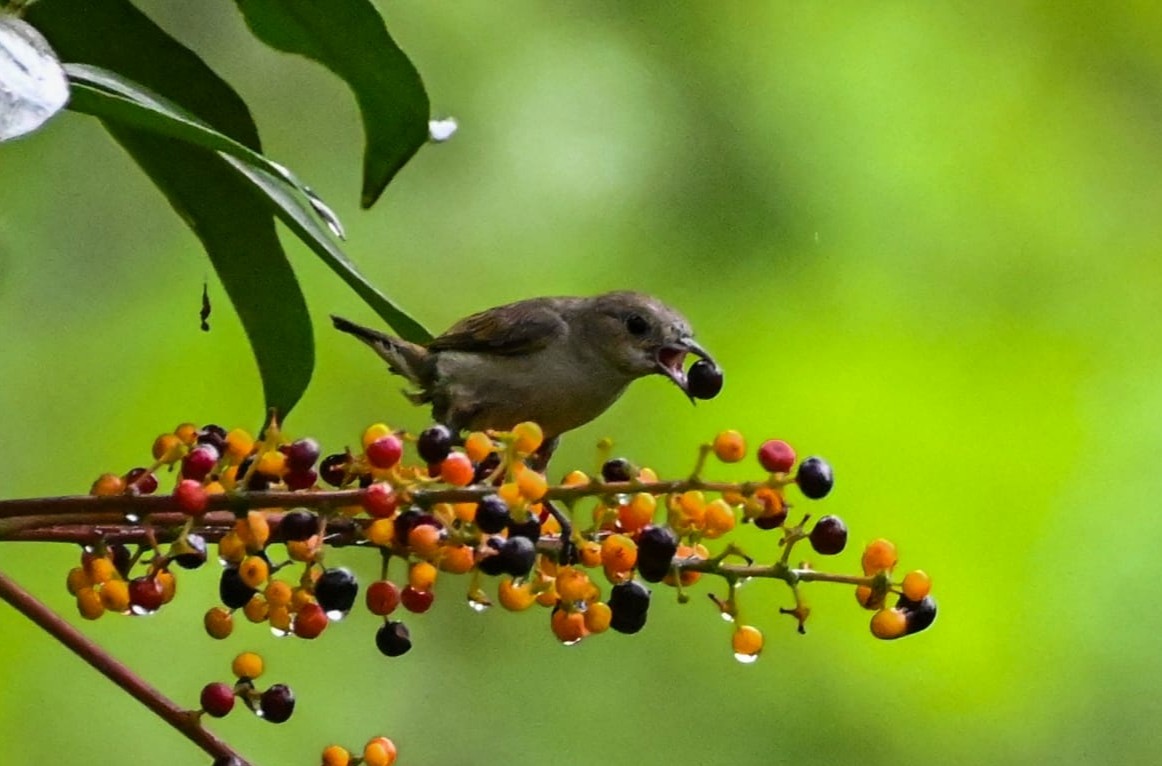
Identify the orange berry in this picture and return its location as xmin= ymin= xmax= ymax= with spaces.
xmin=438 ymin=545 xmax=475 ymax=574
xmin=321 ymin=745 xmax=351 ymax=766
xmin=464 ymin=431 xmax=494 ymax=463
xmin=498 ymin=578 xmax=536 ymax=611
xmin=223 ymin=429 xmax=254 ymax=463
xmin=265 ymin=580 xmax=292 ymax=607
xmin=66 ymin=567 xmax=91 ymax=596
xmin=439 ymin=452 xmax=475 ymax=486
xmin=511 ymin=421 xmax=544 ymax=454
xmin=362 ymin=423 xmax=391 ymax=450
xmin=562 ymin=470 xmax=589 ymax=486
xmin=239 ymin=555 xmax=269 ymax=589
xmin=407 ymin=524 xmax=443 ymax=559
xmin=408 ymin=561 xmax=438 ymax=592
xmin=219 ymin=465 xmax=240 ymax=491
xmin=152 ymin=433 xmax=184 ymax=463
xmin=600 ymin=534 xmax=637 ymax=574
xmin=87 ymin=557 xmax=117 ymax=585
xmin=77 ymin=588 xmax=105 ymax=620
xmin=452 ymin=502 xmax=477 ymax=523
xmin=584 ymin=601 xmax=612 ymax=633
xmin=497 ymin=481 xmax=523 ymax=508
xmin=870 ymin=608 xmax=907 ymax=639
xmin=702 ymin=498 xmax=736 ymax=538
xmin=712 ymin=429 xmax=746 ymax=463
xmin=156 ymin=570 xmax=177 ymax=604
xmin=902 ymin=570 xmax=931 ymax=601
xmin=554 ymin=566 xmax=592 ymax=603
xmin=664 ymin=544 xmax=705 ymax=587
xmin=90 ymin=473 xmax=125 ymax=497
xmin=618 ymin=493 xmax=656 ymax=533
xmin=578 ymin=540 xmax=602 ymax=568
xmin=286 ymin=535 xmax=321 ymax=563
xmin=637 ymin=466 xmax=659 ymax=482
xmin=732 ymin=624 xmax=764 ymax=658
xmin=232 ymin=651 xmax=264 ymax=680
xmin=517 ymin=469 xmax=548 ymax=501
xmin=244 ymin=511 xmax=271 ymax=550
xmin=243 ymin=595 xmax=269 ymax=623
xmin=366 ymin=518 xmax=395 ymax=547
xmin=204 ymin=606 xmax=234 ymax=639
xmin=535 ymin=580 xmax=559 ymax=608
xmin=268 ymin=605 xmax=292 ymax=633
xmin=363 ymin=737 xmax=398 ymax=766
xmin=291 ymin=586 xmax=316 ymax=611
xmin=218 ymin=532 xmax=246 ymax=564
xmin=174 ymin=422 xmax=199 ymax=445
xmin=861 ymin=538 xmax=898 ymax=575
xmin=855 ymin=584 xmax=885 ymax=610
xmin=100 ymin=579 xmax=130 ymax=612
xmin=550 ymin=607 xmax=588 ymax=644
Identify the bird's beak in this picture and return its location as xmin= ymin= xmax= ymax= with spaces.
xmin=655 ymin=337 xmax=716 ymax=403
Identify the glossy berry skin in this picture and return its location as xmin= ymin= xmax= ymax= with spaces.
xmin=507 ymin=514 xmax=542 ymax=542
xmin=498 ymin=535 xmax=536 ymax=577
xmin=474 ymin=495 xmax=510 ymax=534
xmin=171 ymin=533 xmax=208 ymax=569
xmin=123 ymin=467 xmax=159 ymax=495
xmin=315 ymin=568 xmax=359 ymax=614
xmin=259 ymin=684 xmax=295 ymax=724
xmin=476 ymin=537 xmax=507 ymax=577
xmin=897 ymin=594 xmax=938 ymax=635
xmin=400 ymin=586 xmax=434 ymax=613
xmin=366 ymin=580 xmax=402 ymax=616
xmin=608 ymin=580 xmax=651 ymax=634
xmin=279 ymin=510 xmax=318 ymax=542
xmin=200 ymin=682 xmax=236 ymax=718
xmin=686 ymin=359 xmax=724 ymax=400
xmin=128 ymin=576 xmax=165 ymax=614
xmin=286 ymin=438 xmax=320 ymax=471
xmin=219 ymin=566 xmax=258 ymax=609
xmin=636 ymin=525 xmax=679 ymax=582
xmin=796 ymin=456 xmax=834 ymax=499
xmin=196 ymin=424 xmax=228 ymax=453
xmin=182 ymin=445 xmax=219 ymax=482
xmin=284 ymin=468 xmax=318 ymax=490
xmin=174 ymin=480 xmax=208 ymax=515
xmin=757 ymin=439 xmax=796 ymax=473
xmin=417 ymin=424 xmax=454 ymax=464
xmin=362 ymin=483 xmax=399 ymax=519
xmin=375 ymin=620 xmax=412 ymax=657
xmin=367 ymin=435 xmax=404 ymax=469
xmin=294 ymin=603 xmax=329 ymax=639
xmin=601 ymin=458 xmax=633 ymax=483
xmin=319 ymin=453 xmax=351 ymax=487
xmin=809 ymin=515 xmax=848 ymax=555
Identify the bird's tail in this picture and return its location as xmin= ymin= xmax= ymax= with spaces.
xmin=331 ymin=315 xmax=431 ymax=398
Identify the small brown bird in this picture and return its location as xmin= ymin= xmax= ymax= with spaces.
xmin=332 ymin=291 xmax=718 ymax=454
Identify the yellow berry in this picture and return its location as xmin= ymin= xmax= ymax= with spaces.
xmin=498 ymin=481 xmax=523 ymax=508
xmin=702 ymin=498 xmax=736 ymax=538
xmin=362 ymin=423 xmax=391 ymax=450
xmin=218 ymin=532 xmax=246 ymax=564
xmin=239 ymin=555 xmax=270 ymax=589
xmin=76 ymin=588 xmax=105 ymax=620
xmin=452 ymin=502 xmax=477 ymax=523
xmin=99 ymin=579 xmax=131 ymax=612
xmin=366 ymin=518 xmax=395 ymax=547
xmin=578 ymin=540 xmax=602 ymax=568
xmin=583 ymin=601 xmax=612 ymax=633
xmin=464 ymin=431 xmax=494 ymax=462
xmin=255 ymin=450 xmax=286 ymax=478
xmin=438 ymin=544 xmax=475 ymax=574
xmin=555 ymin=566 xmax=592 ymax=603
xmin=902 ymin=569 xmax=931 ymax=601
xmin=562 ymin=470 xmax=589 ymax=486
xmin=231 ymin=651 xmax=264 ymax=680
xmin=268 ymin=605 xmax=292 ymax=633
xmin=870 ymin=608 xmax=907 ymax=639
xmin=712 ymin=429 xmax=747 ymax=463
xmin=732 ymin=624 xmax=764 ymax=658
xmin=407 ymin=524 xmax=443 ymax=559
xmin=243 ymin=595 xmax=269 ymax=623
xmin=550 ymin=607 xmax=587 ymax=644
xmin=511 ymin=421 xmax=544 ymax=454
xmin=516 ymin=469 xmax=548 ymax=501
xmin=174 ymin=422 xmax=199 ymax=445
xmin=243 ymin=511 xmax=272 ymax=550
xmin=87 ymin=557 xmax=117 ymax=585
xmin=498 ymin=578 xmax=536 ymax=611
xmin=265 ymin=580 xmax=293 ymax=606
xmin=618 ymin=492 xmax=656 ymax=533
xmin=408 ymin=561 xmax=438 ymax=592
xmin=66 ymin=567 xmax=91 ymax=596
xmin=224 ymin=429 xmax=254 ymax=463
xmin=156 ymin=570 xmax=177 ymax=604
xmin=600 ymin=534 xmax=637 ymax=574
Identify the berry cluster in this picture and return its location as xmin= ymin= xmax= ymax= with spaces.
xmin=77 ymin=420 xmax=935 ymax=665
xmin=198 ymin=651 xmax=295 ymax=724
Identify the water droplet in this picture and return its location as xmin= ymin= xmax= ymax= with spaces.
xmin=123 ymin=512 xmax=140 ymax=524
xmin=428 ymin=117 xmax=458 ymax=143
xmin=561 ymin=637 xmax=582 ymax=647
xmin=325 ymin=608 xmax=349 ymax=622
xmin=719 ymin=611 xmax=736 ymax=623
xmin=130 ymin=604 xmax=156 ymax=616
xmin=304 ymin=186 xmax=346 ymax=240
xmin=733 ymin=652 xmax=759 ymax=664
xmin=269 ymin=161 xmax=294 ymax=183
xmin=269 ymin=625 xmax=289 ymax=638
xmin=466 ymin=597 xmax=490 ymax=613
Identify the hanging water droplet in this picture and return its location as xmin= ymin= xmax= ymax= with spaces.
xmin=325 ymin=608 xmax=349 ymax=622
xmin=304 ymin=186 xmax=346 ymax=240
xmin=268 ymin=160 xmax=294 ymax=183
xmin=466 ymin=596 xmax=491 ymax=613
xmin=561 ymin=637 xmax=583 ymax=647
xmin=428 ymin=117 xmax=458 ymax=143
xmin=270 ymin=624 xmax=289 ymax=638
xmin=123 ymin=512 xmax=140 ymax=524
xmin=733 ymin=652 xmax=759 ymax=665
xmin=719 ymin=611 xmax=736 ymax=623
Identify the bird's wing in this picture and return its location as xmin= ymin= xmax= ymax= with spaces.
xmin=427 ymin=300 xmax=567 ymax=356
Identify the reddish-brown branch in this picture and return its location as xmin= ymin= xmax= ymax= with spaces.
xmin=0 ymin=568 xmax=250 ymax=765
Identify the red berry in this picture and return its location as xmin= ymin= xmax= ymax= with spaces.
xmin=362 ymin=482 xmax=399 ymax=518
xmin=182 ymin=445 xmax=220 ymax=481
xmin=293 ymin=602 xmax=328 ymax=639
xmin=128 ymin=576 xmax=165 ymax=614
xmin=366 ymin=580 xmax=401 ymax=616
xmin=284 ymin=468 xmax=318 ymax=490
xmin=200 ymin=682 xmax=236 ymax=718
xmin=400 ymin=585 xmax=434 ymax=613
xmin=123 ymin=467 xmax=159 ymax=495
xmin=174 ymin=479 xmax=208 ymax=515
xmin=757 ymin=439 xmax=796 ymax=473
xmin=366 ymin=435 xmax=403 ymax=469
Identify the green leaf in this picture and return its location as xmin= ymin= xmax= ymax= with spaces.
xmin=27 ymin=0 xmax=313 ymax=421
xmin=234 ymin=0 xmax=431 ymax=208
xmin=64 ymin=63 xmax=433 ymax=345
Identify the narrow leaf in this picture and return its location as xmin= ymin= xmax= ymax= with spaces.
xmin=234 ymin=0 xmax=430 ymax=207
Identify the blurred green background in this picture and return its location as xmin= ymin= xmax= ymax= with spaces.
xmin=3 ymin=2 xmax=1161 ymax=764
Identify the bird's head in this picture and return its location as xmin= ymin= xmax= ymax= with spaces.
xmin=577 ymin=291 xmax=716 ymax=400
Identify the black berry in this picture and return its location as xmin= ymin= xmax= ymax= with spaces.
xmin=686 ymin=359 xmax=724 ymax=400
xmin=171 ymin=533 xmax=208 ymax=569
xmin=507 ymin=514 xmax=542 ymax=542
xmin=601 ymin=458 xmax=633 ymax=483
xmin=636 ymin=525 xmax=679 ymax=582
xmin=319 ymin=453 xmax=350 ymax=487
xmin=809 ymin=515 xmax=847 ymax=555
xmin=219 ymin=566 xmax=258 ymax=609
xmin=898 ymin=594 xmax=938 ymax=636
xmin=259 ymin=684 xmax=295 ymax=723
xmin=796 ymin=456 xmax=834 ymax=499
xmin=498 ymin=535 xmax=536 ymax=577
xmin=375 ymin=620 xmax=413 ymax=657
xmin=417 ymin=425 xmax=454 ymax=464
xmin=314 ymin=567 xmax=358 ymax=614
xmin=474 ymin=495 xmax=510 ymax=534
xmin=279 ymin=509 xmax=317 ymax=542
xmin=609 ymin=579 xmax=651 ymax=634
xmin=285 ymin=438 xmax=320 ymax=471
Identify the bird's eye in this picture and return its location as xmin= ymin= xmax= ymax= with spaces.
xmin=625 ymin=313 xmax=650 ymax=336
